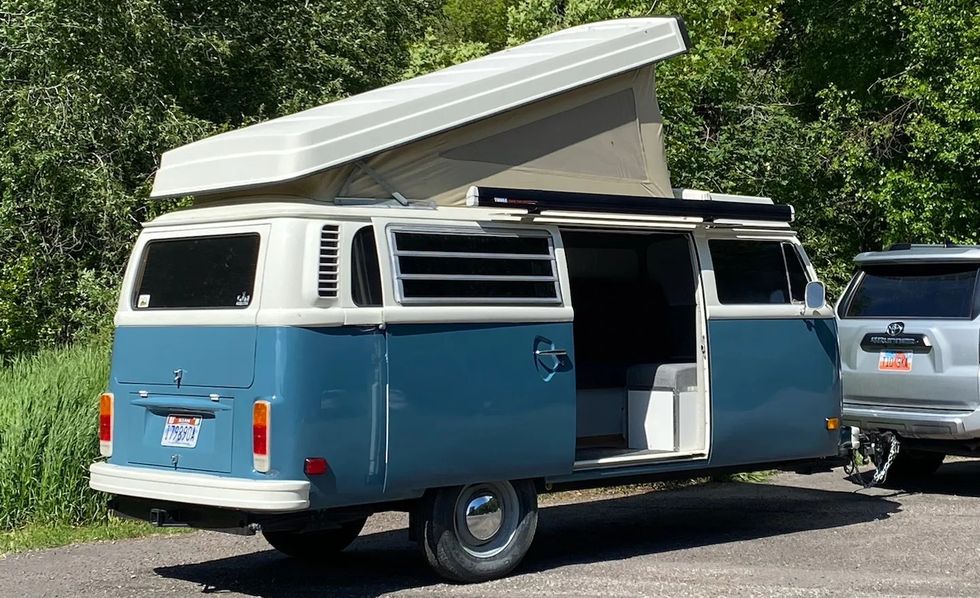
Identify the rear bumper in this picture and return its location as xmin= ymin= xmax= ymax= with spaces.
xmin=843 ymin=402 xmax=980 ymax=440
xmin=89 ymin=462 xmax=310 ymax=512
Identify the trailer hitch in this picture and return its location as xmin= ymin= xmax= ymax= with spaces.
xmin=844 ymin=430 xmax=901 ymax=488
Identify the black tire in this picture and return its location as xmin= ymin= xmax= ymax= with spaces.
xmin=886 ymin=449 xmax=945 ymax=481
xmin=263 ymin=518 xmax=366 ymax=558
xmin=420 ymin=480 xmax=537 ymax=583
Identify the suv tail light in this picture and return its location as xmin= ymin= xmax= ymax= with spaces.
xmin=99 ymin=393 xmax=113 ymax=457
xmin=253 ymin=400 xmax=271 ymax=472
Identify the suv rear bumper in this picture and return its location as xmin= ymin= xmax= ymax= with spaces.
xmin=843 ymin=402 xmax=980 ymax=440
xmin=89 ymin=462 xmax=310 ymax=512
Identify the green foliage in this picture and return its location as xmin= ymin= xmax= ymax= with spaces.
xmin=408 ymin=0 xmax=979 ymax=295
xmin=1 ymin=0 xmax=978 ymax=357
xmin=0 ymin=340 xmax=110 ymax=530
xmin=0 ymin=0 xmax=435 ymax=360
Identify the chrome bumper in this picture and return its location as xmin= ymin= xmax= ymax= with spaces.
xmin=89 ymin=462 xmax=310 ymax=512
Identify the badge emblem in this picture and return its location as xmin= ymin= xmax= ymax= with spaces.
xmin=887 ymin=322 xmax=905 ymax=337
xmin=173 ymin=368 xmax=184 ymax=388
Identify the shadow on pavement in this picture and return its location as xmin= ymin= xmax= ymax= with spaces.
xmin=154 ymin=481 xmax=900 ymax=597
xmin=849 ymin=458 xmax=980 ymax=496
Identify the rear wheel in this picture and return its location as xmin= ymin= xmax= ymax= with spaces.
xmin=263 ymin=517 xmax=367 ymax=558
xmin=420 ymin=480 xmax=537 ymax=583
xmin=887 ymin=448 xmax=945 ymax=481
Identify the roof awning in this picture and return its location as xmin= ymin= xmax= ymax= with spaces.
xmin=150 ymin=17 xmax=690 ymax=203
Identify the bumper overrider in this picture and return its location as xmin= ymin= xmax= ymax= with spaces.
xmin=89 ymin=462 xmax=310 ymax=512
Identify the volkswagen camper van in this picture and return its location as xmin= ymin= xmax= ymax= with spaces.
xmin=90 ymin=18 xmax=843 ymax=582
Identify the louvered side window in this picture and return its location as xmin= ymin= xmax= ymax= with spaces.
xmin=389 ymin=228 xmax=560 ymax=305
xmin=318 ymin=224 xmax=340 ymax=298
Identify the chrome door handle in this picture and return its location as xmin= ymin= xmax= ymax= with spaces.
xmin=535 ymin=348 xmax=568 ymax=357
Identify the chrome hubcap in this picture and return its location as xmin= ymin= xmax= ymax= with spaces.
xmin=464 ymin=493 xmax=503 ymax=541
xmin=454 ymin=482 xmax=520 ymax=558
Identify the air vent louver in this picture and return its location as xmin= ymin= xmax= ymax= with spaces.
xmin=318 ymin=225 xmax=340 ymax=298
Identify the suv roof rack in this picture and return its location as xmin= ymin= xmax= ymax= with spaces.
xmin=887 ymin=242 xmax=957 ymax=251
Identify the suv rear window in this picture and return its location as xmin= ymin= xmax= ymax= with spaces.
xmin=843 ymin=263 xmax=979 ymax=319
xmin=134 ymin=233 xmax=260 ymax=309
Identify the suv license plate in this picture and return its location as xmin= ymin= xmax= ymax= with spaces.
xmin=161 ymin=415 xmax=202 ymax=448
xmin=879 ymin=351 xmax=912 ymax=372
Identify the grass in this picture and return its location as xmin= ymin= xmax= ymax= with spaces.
xmin=0 ymin=340 xmax=191 ymax=555
xmin=721 ymin=470 xmax=778 ymax=483
xmin=0 ymin=340 xmax=111 ymax=531
xmin=0 ymin=519 xmax=188 ymax=555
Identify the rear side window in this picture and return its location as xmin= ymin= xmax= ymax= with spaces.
xmin=710 ymin=240 xmax=810 ymax=304
xmin=390 ymin=229 xmax=560 ymax=304
xmin=843 ymin=263 xmax=979 ymax=319
xmin=134 ymin=234 xmax=260 ymax=309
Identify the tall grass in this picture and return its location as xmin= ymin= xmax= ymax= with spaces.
xmin=0 ymin=341 xmax=110 ymax=530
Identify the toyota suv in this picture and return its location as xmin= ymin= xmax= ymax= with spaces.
xmin=838 ymin=244 xmax=980 ymax=479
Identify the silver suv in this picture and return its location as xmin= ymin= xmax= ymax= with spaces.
xmin=838 ymin=244 xmax=980 ymax=479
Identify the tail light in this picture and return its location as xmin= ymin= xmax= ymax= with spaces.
xmin=253 ymin=400 xmax=271 ymax=472
xmin=99 ymin=393 xmax=113 ymax=457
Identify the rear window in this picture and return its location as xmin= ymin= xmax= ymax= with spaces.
xmin=843 ymin=263 xmax=979 ymax=319
xmin=709 ymin=240 xmax=810 ymax=304
xmin=134 ymin=234 xmax=260 ymax=309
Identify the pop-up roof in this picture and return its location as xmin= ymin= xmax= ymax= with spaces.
xmin=150 ymin=17 xmax=690 ymax=204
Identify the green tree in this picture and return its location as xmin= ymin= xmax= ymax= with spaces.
xmin=0 ymin=0 xmax=434 ymax=360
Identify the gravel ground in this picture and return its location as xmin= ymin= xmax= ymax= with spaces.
xmin=4 ymin=462 xmax=980 ymax=597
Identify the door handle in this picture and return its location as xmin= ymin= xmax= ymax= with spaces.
xmin=535 ymin=348 xmax=568 ymax=358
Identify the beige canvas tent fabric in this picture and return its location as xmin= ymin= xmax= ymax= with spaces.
xmin=236 ymin=66 xmax=672 ymax=205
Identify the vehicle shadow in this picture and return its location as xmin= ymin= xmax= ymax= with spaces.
xmin=154 ymin=480 xmax=899 ymax=597
xmin=847 ymin=457 xmax=980 ymax=496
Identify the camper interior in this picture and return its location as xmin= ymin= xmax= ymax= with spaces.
xmin=561 ymin=230 xmax=707 ymax=467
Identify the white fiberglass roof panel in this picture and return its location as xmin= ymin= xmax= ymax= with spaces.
xmin=150 ymin=17 xmax=689 ymax=199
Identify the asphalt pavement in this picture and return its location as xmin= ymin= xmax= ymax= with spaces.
xmin=4 ymin=462 xmax=980 ymax=597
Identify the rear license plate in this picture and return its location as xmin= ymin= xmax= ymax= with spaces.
xmin=879 ymin=351 xmax=912 ymax=372
xmin=161 ymin=415 xmax=202 ymax=448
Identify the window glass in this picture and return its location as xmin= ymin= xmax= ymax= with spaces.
xmin=394 ymin=232 xmax=549 ymax=255
xmin=710 ymin=240 xmax=792 ymax=304
xmin=398 ymin=256 xmax=553 ymax=277
xmin=351 ymin=227 xmax=382 ymax=307
xmin=783 ymin=243 xmax=809 ymax=302
xmin=844 ymin=263 xmax=979 ymax=318
xmin=134 ymin=234 xmax=260 ymax=309
xmin=391 ymin=229 xmax=559 ymax=304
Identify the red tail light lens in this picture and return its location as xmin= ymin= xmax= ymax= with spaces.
xmin=99 ymin=393 xmax=113 ymax=456
xmin=304 ymin=457 xmax=328 ymax=476
xmin=252 ymin=401 xmax=270 ymax=472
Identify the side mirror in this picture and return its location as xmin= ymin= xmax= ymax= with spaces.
xmin=804 ymin=281 xmax=826 ymax=311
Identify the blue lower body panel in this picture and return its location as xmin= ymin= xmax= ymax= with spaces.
xmin=384 ymin=322 xmax=576 ymax=493
xmin=107 ymin=317 xmax=839 ymax=511
xmin=706 ymin=317 xmax=841 ymax=467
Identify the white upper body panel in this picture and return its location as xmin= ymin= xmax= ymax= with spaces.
xmin=117 ymin=195 xmax=820 ymax=328
xmin=149 ymin=18 xmax=688 ymax=200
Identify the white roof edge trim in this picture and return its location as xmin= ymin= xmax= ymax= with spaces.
xmin=150 ymin=17 xmax=689 ymax=199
